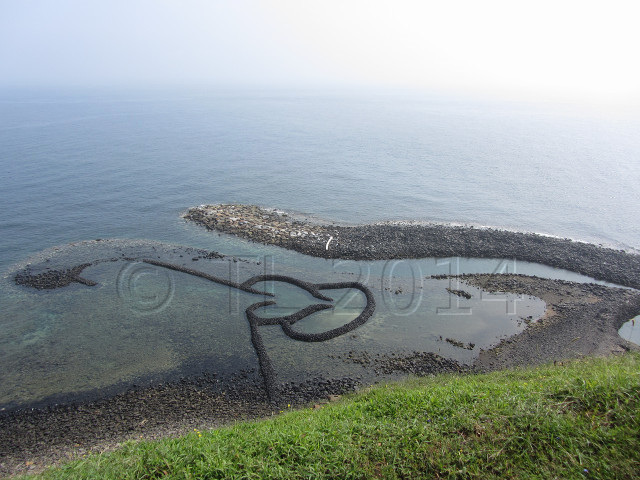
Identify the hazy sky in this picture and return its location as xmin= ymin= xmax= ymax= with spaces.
xmin=1 ymin=0 xmax=638 ymax=102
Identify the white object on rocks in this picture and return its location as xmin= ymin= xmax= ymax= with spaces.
xmin=326 ymin=236 xmax=333 ymax=250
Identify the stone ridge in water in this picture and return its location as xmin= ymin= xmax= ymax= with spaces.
xmin=14 ymin=263 xmax=97 ymax=289
xmin=184 ymin=204 xmax=640 ymax=289
xmin=455 ymin=274 xmax=640 ymax=371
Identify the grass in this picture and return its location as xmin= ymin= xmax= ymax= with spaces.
xmin=15 ymin=353 xmax=640 ymax=479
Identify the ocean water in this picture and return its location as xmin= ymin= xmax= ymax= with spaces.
xmin=1 ymin=88 xmax=640 ymax=272
xmin=1 ymin=88 xmax=639 ymax=408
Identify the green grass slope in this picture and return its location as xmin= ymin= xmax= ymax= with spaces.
xmin=17 ymin=353 xmax=640 ymax=479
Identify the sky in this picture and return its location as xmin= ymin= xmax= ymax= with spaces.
xmin=1 ymin=0 xmax=639 ymax=103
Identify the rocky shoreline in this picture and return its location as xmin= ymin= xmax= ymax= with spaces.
xmin=456 ymin=274 xmax=640 ymax=371
xmin=185 ymin=204 xmax=640 ymax=289
xmin=182 ymin=204 xmax=640 ymax=365
xmin=3 ymin=206 xmax=640 ymax=476
xmin=4 ymin=270 xmax=639 ymax=476
xmin=0 ymin=372 xmax=363 ymax=476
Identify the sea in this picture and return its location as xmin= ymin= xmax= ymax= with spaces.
xmin=1 ymin=88 xmax=639 ymax=409
xmin=2 ymin=88 xmax=640 ymax=270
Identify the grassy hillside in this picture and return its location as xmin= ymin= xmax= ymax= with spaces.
xmin=16 ymin=353 xmax=640 ymax=479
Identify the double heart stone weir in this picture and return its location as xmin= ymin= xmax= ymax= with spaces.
xmin=15 ymin=257 xmax=376 ymax=403
xmin=144 ymin=260 xmax=376 ymax=402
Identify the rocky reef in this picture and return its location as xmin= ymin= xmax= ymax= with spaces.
xmin=185 ymin=204 xmax=640 ymax=289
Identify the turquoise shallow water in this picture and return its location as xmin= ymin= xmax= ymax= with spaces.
xmin=1 ymin=89 xmax=639 ymax=409
xmin=0 ymin=236 xmax=614 ymax=409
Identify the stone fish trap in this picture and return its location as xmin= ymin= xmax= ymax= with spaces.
xmin=15 ymin=258 xmax=376 ymax=403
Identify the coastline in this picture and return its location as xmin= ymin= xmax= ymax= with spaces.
xmin=184 ymin=204 xmax=640 ymax=289
xmin=3 ymin=205 xmax=640 ymax=476
xmin=181 ymin=204 xmax=640 ymax=366
xmin=458 ymin=274 xmax=640 ymax=370
xmin=5 ymin=267 xmax=639 ymax=476
xmin=181 ymin=204 xmax=640 ymax=362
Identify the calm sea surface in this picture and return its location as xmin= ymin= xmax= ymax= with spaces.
xmin=1 ymin=89 xmax=639 ymax=271
xmin=1 ymin=88 xmax=639 ymax=408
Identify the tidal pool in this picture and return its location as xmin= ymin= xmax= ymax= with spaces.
xmin=1 ymin=237 xmax=609 ymax=410
xmin=619 ymin=317 xmax=640 ymax=346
